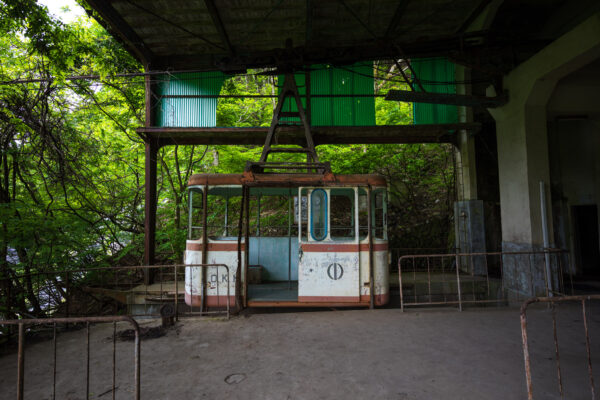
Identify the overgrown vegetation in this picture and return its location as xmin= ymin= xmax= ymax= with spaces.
xmin=0 ymin=1 xmax=455 ymax=318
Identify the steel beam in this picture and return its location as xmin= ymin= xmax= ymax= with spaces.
xmin=151 ymin=31 xmax=490 ymax=71
xmin=385 ymin=0 xmax=411 ymax=38
xmin=385 ymin=90 xmax=508 ymax=108
xmin=204 ymin=0 xmax=235 ymax=55
xmin=84 ymin=0 xmax=153 ymax=65
xmin=136 ymin=123 xmax=480 ymax=146
xmin=144 ymin=139 xmax=158 ymax=285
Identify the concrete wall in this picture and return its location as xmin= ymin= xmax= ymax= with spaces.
xmin=489 ymin=13 xmax=600 ymax=295
xmin=547 ymin=61 xmax=600 ymax=274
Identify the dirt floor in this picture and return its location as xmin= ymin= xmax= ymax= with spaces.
xmin=1 ymin=304 xmax=599 ymax=400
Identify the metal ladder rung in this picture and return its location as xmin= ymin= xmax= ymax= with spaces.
xmin=268 ymin=147 xmax=311 ymax=154
xmin=279 ymin=111 xmax=301 ymax=118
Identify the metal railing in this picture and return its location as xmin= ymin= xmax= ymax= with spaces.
xmin=1 ymin=264 xmax=230 ymax=321
xmin=520 ymin=295 xmax=599 ymax=400
xmin=185 ymin=263 xmax=231 ymax=319
xmin=398 ymin=249 xmax=571 ymax=311
xmin=1 ymin=316 xmax=141 ymax=400
xmin=389 ymin=247 xmax=453 ymax=272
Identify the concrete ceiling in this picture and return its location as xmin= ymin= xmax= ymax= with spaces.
xmin=81 ymin=0 xmax=600 ymax=74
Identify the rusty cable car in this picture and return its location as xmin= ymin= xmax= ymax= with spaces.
xmin=184 ymin=73 xmax=389 ymax=310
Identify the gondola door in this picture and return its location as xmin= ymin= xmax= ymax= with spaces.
xmin=297 ymin=187 xmax=360 ymax=303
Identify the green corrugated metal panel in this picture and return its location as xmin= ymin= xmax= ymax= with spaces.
xmin=279 ymin=72 xmax=307 ymax=125
xmin=279 ymin=63 xmax=375 ymax=126
xmin=412 ymin=58 xmax=458 ymax=124
xmin=156 ymin=72 xmax=225 ymax=127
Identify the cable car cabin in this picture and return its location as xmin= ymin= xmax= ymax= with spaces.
xmin=184 ymin=173 xmax=389 ymax=308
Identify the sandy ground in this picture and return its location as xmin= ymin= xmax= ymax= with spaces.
xmin=1 ymin=304 xmax=599 ymax=400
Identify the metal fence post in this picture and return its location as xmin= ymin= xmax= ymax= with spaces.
xmin=17 ymin=323 xmax=25 ymax=400
xmin=455 ymin=253 xmax=463 ymax=311
xmin=175 ymin=265 xmax=179 ymax=322
xmin=3 ymin=316 xmax=142 ymax=400
xmin=520 ymin=301 xmax=533 ymax=400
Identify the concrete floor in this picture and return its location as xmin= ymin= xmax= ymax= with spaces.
xmin=1 ymin=305 xmax=599 ymax=400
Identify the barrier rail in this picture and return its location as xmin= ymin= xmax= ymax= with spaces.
xmin=398 ymin=249 xmax=571 ymax=311
xmin=1 ymin=264 xmax=230 ymax=321
xmin=1 ymin=316 xmax=140 ymax=400
xmin=520 ymin=295 xmax=599 ymax=400
xmin=389 ymin=247 xmax=453 ymax=272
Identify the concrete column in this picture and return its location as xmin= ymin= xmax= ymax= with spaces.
xmin=489 ymin=13 xmax=600 ymax=296
xmin=491 ymin=96 xmax=554 ymax=248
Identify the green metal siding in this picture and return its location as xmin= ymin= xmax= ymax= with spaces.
xmin=280 ymin=63 xmax=375 ymax=126
xmin=156 ymin=72 xmax=225 ymax=127
xmin=412 ymin=58 xmax=458 ymax=124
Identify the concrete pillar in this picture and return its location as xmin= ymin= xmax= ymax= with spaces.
xmin=491 ymin=90 xmax=555 ymax=248
xmin=489 ymin=13 xmax=600 ymax=296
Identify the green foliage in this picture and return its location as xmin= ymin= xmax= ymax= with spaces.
xmin=0 ymin=6 xmax=455 ymax=317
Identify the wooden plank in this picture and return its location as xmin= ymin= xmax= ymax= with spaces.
xmin=385 ymin=90 xmax=508 ymax=108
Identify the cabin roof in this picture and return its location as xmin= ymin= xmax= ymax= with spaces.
xmin=188 ymin=173 xmax=387 ymax=187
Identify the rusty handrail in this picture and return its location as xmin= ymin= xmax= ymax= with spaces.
xmin=520 ymin=295 xmax=600 ymax=400
xmin=182 ymin=264 xmax=230 ymax=320
xmin=1 ymin=315 xmax=141 ymax=400
xmin=1 ymin=264 xmax=231 ymax=320
xmin=398 ymin=249 xmax=571 ymax=311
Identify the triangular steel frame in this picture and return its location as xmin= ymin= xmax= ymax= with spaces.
xmin=257 ymin=72 xmax=319 ymax=164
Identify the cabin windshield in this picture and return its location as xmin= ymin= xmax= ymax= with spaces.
xmin=188 ymin=186 xmax=244 ymax=240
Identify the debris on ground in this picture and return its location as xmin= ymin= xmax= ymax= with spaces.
xmin=116 ymin=325 xmax=167 ymax=341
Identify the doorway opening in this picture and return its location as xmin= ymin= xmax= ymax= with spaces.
xmin=572 ymin=204 xmax=600 ymax=281
xmin=247 ymin=188 xmax=300 ymax=302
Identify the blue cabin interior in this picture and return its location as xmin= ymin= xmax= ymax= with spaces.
xmin=189 ymin=186 xmax=301 ymax=301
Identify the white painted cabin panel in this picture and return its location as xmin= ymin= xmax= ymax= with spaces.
xmin=298 ymin=251 xmax=359 ymax=300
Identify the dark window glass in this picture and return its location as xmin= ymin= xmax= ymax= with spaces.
xmin=188 ymin=189 xmax=203 ymax=239
xmin=310 ymin=189 xmax=327 ymax=241
xmin=331 ymin=189 xmax=354 ymax=240
xmin=373 ymin=190 xmax=386 ymax=240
